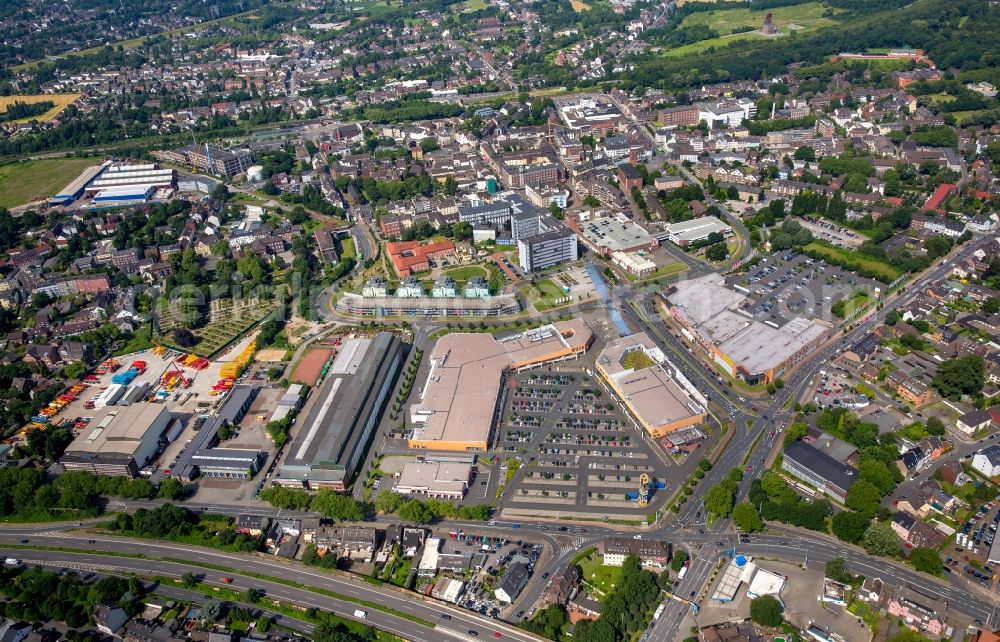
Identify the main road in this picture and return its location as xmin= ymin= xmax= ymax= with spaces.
xmin=0 ymin=528 xmax=546 ymax=642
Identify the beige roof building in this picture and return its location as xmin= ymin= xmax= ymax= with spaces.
xmin=409 ymin=320 xmax=593 ymax=452
xmin=60 ymin=403 xmax=172 ymax=477
xmin=395 ymin=461 xmax=473 ymax=499
xmin=596 ymin=332 xmax=707 ymax=437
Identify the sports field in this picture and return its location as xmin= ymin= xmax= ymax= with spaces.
xmin=292 ymin=348 xmax=333 ymax=386
xmin=0 ymin=94 xmax=80 ymax=123
xmin=0 ymin=158 xmax=101 ymax=209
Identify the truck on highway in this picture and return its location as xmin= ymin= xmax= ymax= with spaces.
xmin=4 ymin=558 xmax=19 ymax=566
xmin=353 ymin=610 xmax=367 ymax=619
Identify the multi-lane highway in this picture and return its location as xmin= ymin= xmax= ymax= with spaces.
xmin=0 ymin=527 xmax=547 ymax=642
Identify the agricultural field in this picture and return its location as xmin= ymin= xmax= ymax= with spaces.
xmin=0 ymin=157 xmax=100 ymax=209
xmin=0 ymin=94 xmax=80 ymax=123
xmin=664 ymin=1 xmax=837 ymax=57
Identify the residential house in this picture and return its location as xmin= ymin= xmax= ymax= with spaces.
xmin=958 ymin=409 xmax=994 ymax=436
xmin=495 ymin=562 xmax=529 ymax=603
xmin=973 ymin=445 xmax=1000 ymax=478
xmin=541 ymin=564 xmax=580 ymax=608
xmin=886 ymin=585 xmax=949 ymax=637
xmin=94 ymin=604 xmax=130 ymax=636
xmin=0 ymin=621 xmax=30 ymax=642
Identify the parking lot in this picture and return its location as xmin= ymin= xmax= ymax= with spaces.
xmin=727 ymin=252 xmax=883 ymax=326
xmin=496 ymin=364 xmax=674 ymax=521
xmin=437 ymin=532 xmax=544 ymax=619
xmin=799 ymin=217 xmax=865 ymax=248
xmin=948 ymin=501 xmax=1000 ymax=593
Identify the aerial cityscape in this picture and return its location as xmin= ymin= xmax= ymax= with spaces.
xmin=1 ymin=0 xmax=1000 ymax=642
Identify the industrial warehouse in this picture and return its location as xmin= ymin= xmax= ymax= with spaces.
xmin=408 ymin=320 xmax=593 ymax=452
xmin=595 ymin=332 xmax=707 ymax=438
xmin=662 ymin=273 xmax=829 ymax=385
xmin=275 ymin=332 xmax=405 ymax=490
xmin=49 ymin=161 xmax=177 ymax=206
xmin=60 ymin=403 xmax=174 ymax=477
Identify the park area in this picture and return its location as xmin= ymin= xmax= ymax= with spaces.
xmin=0 ymin=94 xmax=80 ymax=123
xmin=664 ymin=1 xmax=837 ymax=57
xmin=0 ymin=157 xmax=99 ymax=209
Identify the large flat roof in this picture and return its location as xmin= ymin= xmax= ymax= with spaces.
xmin=597 ymin=333 xmax=705 ymax=432
xmin=65 ymin=403 xmax=169 ymax=455
xmin=578 ymin=216 xmax=655 ymax=252
xmin=664 ymin=217 xmax=732 ymax=243
xmin=281 ymin=332 xmax=402 ymax=475
xmin=667 ymin=273 xmax=828 ymax=376
xmin=54 ymin=162 xmax=108 ymax=199
xmin=396 ymin=461 xmax=472 ymax=495
xmin=410 ymin=320 xmax=592 ymax=448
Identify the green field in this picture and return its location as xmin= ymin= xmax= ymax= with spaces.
xmin=802 ymin=241 xmax=902 ymax=282
xmin=529 ymin=278 xmax=571 ymax=311
xmin=0 ymin=158 xmax=102 ymax=209
xmin=441 ymin=264 xmax=489 ymax=282
xmin=924 ymin=93 xmax=956 ymax=105
xmin=664 ymin=1 xmax=836 ymax=57
xmin=340 ymin=237 xmax=357 ymax=261
xmin=625 ymin=261 xmax=688 ymax=282
xmin=577 ymin=553 xmax=623 ymax=600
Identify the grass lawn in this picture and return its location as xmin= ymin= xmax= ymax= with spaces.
xmin=834 ymin=292 xmax=870 ymax=318
xmin=455 ymin=0 xmax=487 ymax=10
xmin=530 ymin=278 xmax=571 ymax=311
xmin=0 ymin=94 xmax=80 ymax=123
xmin=442 ymin=264 xmax=489 ymax=282
xmin=924 ymin=93 xmax=957 ymax=105
xmin=953 ymin=109 xmax=990 ymax=124
xmin=802 ymin=241 xmax=902 ymax=282
xmin=0 ymin=157 xmax=102 ymax=209
xmin=340 ymin=237 xmax=357 ymax=261
xmin=642 ymin=262 xmax=688 ymax=282
xmin=664 ymin=1 xmax=836 ymax=57
xmin=577 ymin=553 xmax=623 ymax=599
